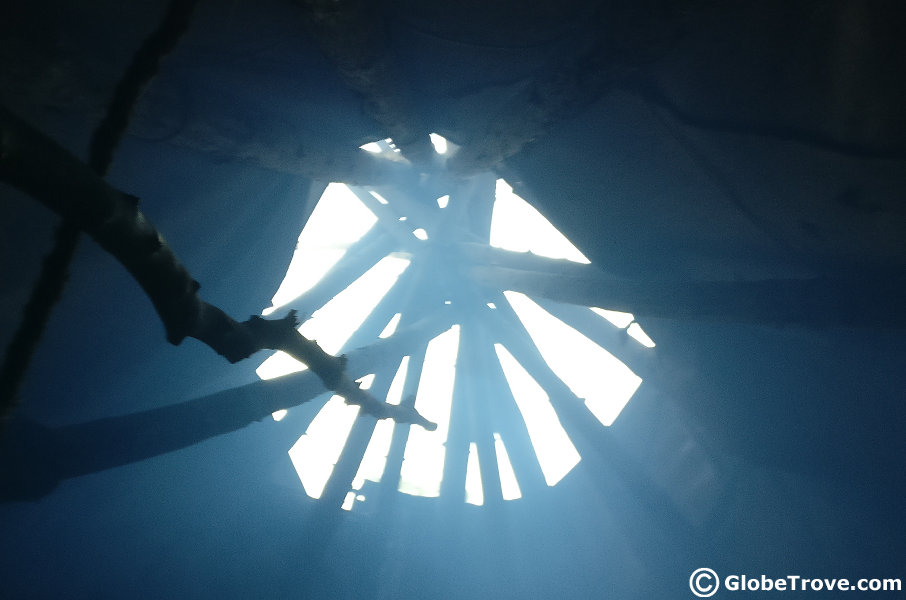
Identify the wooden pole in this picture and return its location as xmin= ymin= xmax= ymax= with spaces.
xmin=0 ymin=106 xmax=436 ymax=429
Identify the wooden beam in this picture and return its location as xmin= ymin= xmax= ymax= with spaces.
xmin=471 ymin=261 xmax=906 ymax=328
xmin=0 ymin=317 xmax=444 ymax=502
xmin=459 ymin=242 xmax=605 ymax=277
xmin=0 ymin=106 xmax=436 ymax=429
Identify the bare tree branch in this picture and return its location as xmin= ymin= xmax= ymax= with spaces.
xmin=0 ymin=0 xmax=200 ymax=424
xmin=0 ymin=106 xmax=436 ymax=430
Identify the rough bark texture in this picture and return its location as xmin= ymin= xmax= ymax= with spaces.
xmin=0 ymin=0 xmax=203 ymax=424
xmin=0 ymin=106 xmax=436 ymax=430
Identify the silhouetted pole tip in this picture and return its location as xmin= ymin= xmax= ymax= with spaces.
xmin=389 ymin=404 xmax=436 ymax=430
